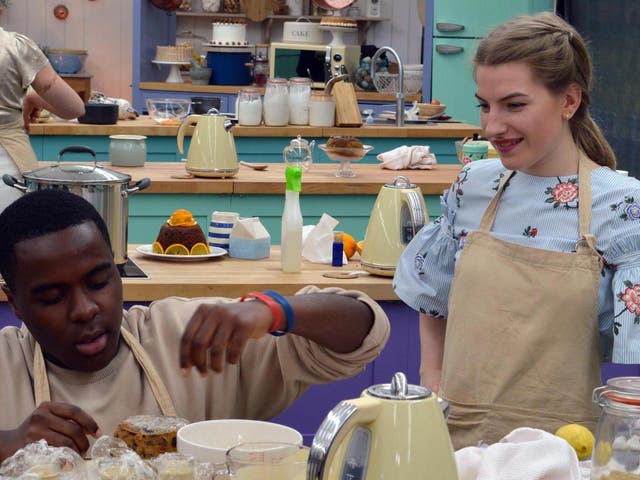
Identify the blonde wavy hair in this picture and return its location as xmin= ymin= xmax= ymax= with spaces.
xmin=474 ymin=12 xmax=616 ymax=169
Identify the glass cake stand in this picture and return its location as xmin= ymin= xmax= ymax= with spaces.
xmin=319 ymin=144 xmax=374 ymax=177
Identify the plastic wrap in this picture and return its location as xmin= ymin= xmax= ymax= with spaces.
xmin=0 ymin=440 xmax=86 ymax=479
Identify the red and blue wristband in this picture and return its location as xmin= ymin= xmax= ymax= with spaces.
xmin=262 ymin=290 xmax=295 ymax=336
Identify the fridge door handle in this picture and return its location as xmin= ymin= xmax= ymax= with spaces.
xmin=436 ymin=22 xmax=465 ymax=33
xmin=436 ymin=45 xmax=464 ymax=55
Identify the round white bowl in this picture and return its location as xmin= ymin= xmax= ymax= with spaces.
xmin=177 ymin=419 xmax=303 ymax=464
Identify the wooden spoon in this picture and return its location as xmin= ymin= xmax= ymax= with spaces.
xmin=239 ymin=160 xmax=268 ymax=171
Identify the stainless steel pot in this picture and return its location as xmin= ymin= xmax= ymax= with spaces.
xmin=2 ymin=145 xmax=150 ymax=265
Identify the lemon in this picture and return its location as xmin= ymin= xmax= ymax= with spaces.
xmin=164 ymin=244 xmax=190 ymax=255
xmin=356 ymin=240 xmax=364 ymax=255
xmin=190 ymin=242 xmax=209 ymax=255
xmin=151 ymin=241 xmax=164 ymax=254
xmin=555 ymin=423 xmax=595 ymax=460
xmin=593 ymin=440 xmax=612 ymax=465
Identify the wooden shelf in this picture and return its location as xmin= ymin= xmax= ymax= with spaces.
xmin=175 ymin=12 xmax=387 ymax=44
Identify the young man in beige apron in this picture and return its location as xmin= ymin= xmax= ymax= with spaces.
xmin=440 ymin=154 xmax=602 ymax=449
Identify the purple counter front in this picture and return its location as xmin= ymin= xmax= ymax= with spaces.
xmin=1 ymin=301 xmax=638 ymax=445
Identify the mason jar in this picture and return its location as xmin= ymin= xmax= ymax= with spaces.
xmin=591 ymin=377 xmax=640 ymax=478
xmin=263 ymin=77 xmax=289 ymax=126
xmin=288 ymin=77 xmax=311 ymax=126
xmin=237 ymin=87 xmax=262 ymax=126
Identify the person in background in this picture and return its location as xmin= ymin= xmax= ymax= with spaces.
xmin=0 ymin=189 xmax=390 ymax=460
xmin=394 ymin=11 xmax=640 ymax=449
xmin=0 ymin=27 xmax=85 ymax=212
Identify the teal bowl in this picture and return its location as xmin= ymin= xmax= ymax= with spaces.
xmin=46 ymin=49 xmax=88 ymax=74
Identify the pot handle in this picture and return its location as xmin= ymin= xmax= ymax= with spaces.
xmin=126 ymin=177 xmax=151 ymax=195
xmin=2 ymin=174 xmax=28 ymax=193
xmin=58 ymin=145 xmax=98 ymax=169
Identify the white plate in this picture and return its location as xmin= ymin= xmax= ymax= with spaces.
xmin=379 ymin=111 xmax=445 ymax=121
xmin=136 ymin=244 xmax=227 ymax=262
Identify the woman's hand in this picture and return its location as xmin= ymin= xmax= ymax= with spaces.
xmin=0 ymin=402 xmax=100 ymax=461
xmin=179 ymin=300 xmax=273 ymax=375
xmin=22 ymin=92 xmax=43 ymax=131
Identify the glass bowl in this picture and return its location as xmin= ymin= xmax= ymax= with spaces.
xmin=319 ymin=144 xmax=374 ymax=178
xmin=146 ymin=98 xmax=191 ymax=125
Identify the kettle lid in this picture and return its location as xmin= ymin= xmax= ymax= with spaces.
xmin=366 ymin=372 xmax=432 ymax=400
xmin=384 ymin=175 xmax=417 ymax=189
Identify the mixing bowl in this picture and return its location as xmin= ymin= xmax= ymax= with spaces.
xmin=46 ymin=49 xmax=88 ymax=74
xmin=146 ymin=98 xmax=191 ymax=125
xmin=177 ymin=419 xmax=302 ymax=464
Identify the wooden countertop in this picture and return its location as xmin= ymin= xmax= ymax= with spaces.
xmin=108 ymin=162 xmax=462 ymax=195
xmin=121 ymin=245 xmax=396 ymax=301
xmin=28 ymin=116 xmax=481 ymax=139
xmin=139 ymin=82 xmax=423 ymax=103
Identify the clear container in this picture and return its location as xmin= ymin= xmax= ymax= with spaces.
xmin=263 ymin=77 xmax=289 ymax=126
xmin=237 ymin=87 xmax=262 ymax=126
xmin=288 ymin=77 xmax=311 ymax=126
xmin=309 ymin=91 xmax=335 ymax=127
xmin=253 ymin=54 xmax=269 ymax=87
xmin=591 ymin=377 xmax=640 ymax=478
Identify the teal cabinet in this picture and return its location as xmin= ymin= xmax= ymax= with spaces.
xmin=424 ymin=0 xmax=555 ymax=124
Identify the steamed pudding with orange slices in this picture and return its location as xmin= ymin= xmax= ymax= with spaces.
xmin=152 ymin=209 xmax=209 ymax=255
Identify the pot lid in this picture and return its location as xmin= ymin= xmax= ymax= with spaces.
xmin=23 ymin=163 xmax=131 ymax=185
xmin=367 ymin=372 xmax=432 ymax=400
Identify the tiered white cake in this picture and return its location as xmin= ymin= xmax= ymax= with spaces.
xmin=210 ymin=17 xmax=248 ymax=46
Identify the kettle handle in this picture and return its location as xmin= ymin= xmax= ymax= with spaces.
xmin=308 ymin=396 xmax=381 ymax=480
xmin=402 ymin=189 xmax=428 ymax=242
xmin=176 ymin=114 xmax=202 ymax=155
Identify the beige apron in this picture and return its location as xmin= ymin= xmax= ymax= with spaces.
xmin=0 ymin=119 xmax=39 ymax=173
xmin=440 ymin=154 xmax=602 ymax=449
xmin=32 ymin=326 xmax=177 ymax=416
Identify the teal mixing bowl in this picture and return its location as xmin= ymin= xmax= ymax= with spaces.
xmin=46 ymin=49 xmax=88 ymax=74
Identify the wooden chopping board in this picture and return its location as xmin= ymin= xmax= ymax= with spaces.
xmin=241 ymin=0 xmax=271 ymax=21
xmin=333 ymin=81 xmax=363 ymax=127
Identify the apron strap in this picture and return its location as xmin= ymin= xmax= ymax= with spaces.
xmin=33 ymin=326 xmax=177 ymax=417
xmin=0 ymin=119 xmax=40 ymax=173
xmin=477 ymin=170 xmax=515 ymax=232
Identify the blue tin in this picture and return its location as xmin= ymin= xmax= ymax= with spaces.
xmin=206 ymin=49 xmax=253 ymax=86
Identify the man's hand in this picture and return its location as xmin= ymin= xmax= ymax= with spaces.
xmin=179 ymin=301 xmax=273 ymax=375
xmin=0 ymin=402 xmax=100 ymax=461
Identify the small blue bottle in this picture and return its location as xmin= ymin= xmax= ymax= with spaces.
xmin=332 ymin=231 xmax=344 ymax=267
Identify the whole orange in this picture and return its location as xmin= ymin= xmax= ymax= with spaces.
xmin=343 ymin=233 xmax=358 ymax=259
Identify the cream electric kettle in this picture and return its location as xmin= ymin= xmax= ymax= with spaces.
xmin=360 ymin=175 xmax=428 ymax=276
xmin=176 ymin=109 xmax=238 ymax=178
xmin=307 ymin=372 xmax=458 ymax=480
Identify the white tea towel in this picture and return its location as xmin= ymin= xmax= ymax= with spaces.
xmin=376 ymin=145 xmax=437 ymax=170
xmin=455 ymin=428 xmax=581 ymax=480
xmin=301 ymin=213 xmax=347 ymax=265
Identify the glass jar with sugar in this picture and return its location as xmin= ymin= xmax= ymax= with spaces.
xmin=237 ymin=87 xmax=262 ymax=126
xmin=288 ymin=77 xmax=311 ymax=126
xmin=263 ymin=77 xmax=289 ymax=126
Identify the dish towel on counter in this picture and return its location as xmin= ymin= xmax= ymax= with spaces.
xmin=376 ymin=145 xmax=437 ymax=170
xmin=455 ymin=428 xmax=582 ymax=480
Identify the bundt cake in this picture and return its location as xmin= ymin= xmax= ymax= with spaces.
xmin=153 ymin=210 xmax=208 ymax=255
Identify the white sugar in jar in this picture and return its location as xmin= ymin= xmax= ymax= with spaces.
xmin=263 ymin=77 xmax=289 ymax=126
xmin=288 ymin=77 xmax=311 ymax=125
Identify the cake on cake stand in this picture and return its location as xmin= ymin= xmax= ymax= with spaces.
xmin=152 ymin=60 xmax=191 ymax=83
xmin=318 ymin=24 xmax=358 ymax=46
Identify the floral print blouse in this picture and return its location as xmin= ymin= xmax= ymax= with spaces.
xmin=393 ymin=159 xmax=640 ymax=363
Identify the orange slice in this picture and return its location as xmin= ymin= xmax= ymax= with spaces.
xmin=190 ymin=242 xmax=209 ymax=255
xmin=168 ymin=209 xmax=197 ymax=227
xmin=164 ymin=244 xmax=190 ymax=255
xmin=151 ymin=241 xmax=164 ymax=254
xmin=342 ymin=233 xmax=358 ymax=259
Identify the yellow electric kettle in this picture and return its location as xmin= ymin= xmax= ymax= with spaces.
xmin=360 ymin=175 xmax=428 ymax=276
xmin=307 ymin=372 xmax=458 ymax=480
xmin=177 ymin=109 xmax=238 ymax=178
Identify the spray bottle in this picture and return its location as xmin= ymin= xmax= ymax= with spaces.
xmin=281 ymin=165 xmax=303 ymax=272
